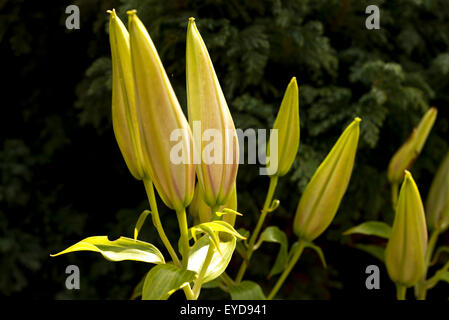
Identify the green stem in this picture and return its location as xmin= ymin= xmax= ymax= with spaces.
xmin=143 ymin=179 xmax=181 ymax=268
xmin=176 ymin=208 xmax=190 ymax=268
xmin=391 ymin=183 xmax=398 ymax=210
xmin=211 ymin=205 xmax=221 ymax=221
xmin=416 ymin=229 xmax=439 ymax=300
xmin=396 ymin=283 xmax=406 ymax=300
xmin=220 ymin=272 xmax=235 ymax=287
xmin=235 ymin=176 xmax=278 ymax=283
xmin=192 ymin=240 xmax=215 ymax=298
xmin=267 ymin=239 xmax=305 ymax=300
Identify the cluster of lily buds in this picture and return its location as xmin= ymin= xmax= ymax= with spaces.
xmin=388 ymin=108 xmax=437 ymax=184
xmin=385 ymin=171 xmax=428 ymax=287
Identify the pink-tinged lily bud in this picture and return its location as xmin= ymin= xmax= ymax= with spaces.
xmin=267 ymin=77 xmax=300 ymax=177
xmin=186 ymin=18 xmax=239 ymax=208
xmin=108 ymin=9 xmax=144 ymax=180
xmin=128 ymin=11 xmax=195 ymax=212
xmin=293 ymin=118 xmax=361 ymax=241
xmin=426 ymin=151 xmax=449 ymax=232
xmin=388 ymin=108 xmax=437 ymax=184
xmin=385 ymin=171 xmax=428 ymax=287
xmin=189 ymin=183 xmax=237 ymax=226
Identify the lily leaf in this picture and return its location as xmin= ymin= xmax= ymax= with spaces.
xmin=254 ymin=226 xmax=288 ymax=277
xmin=304 ymin=241 xmax=327 ymax=268
xmin=354 ymin=244 xmax=385 ymax=262
xmin=430 ymin=246 xmax=449 ymax=266
xmin=134 ymin=210 xmax=151 ymax=240
xmin=187 ymin=235 xmax=236 ymax=283
xmin=343 ymin=221 xmax=392 ymax=239
xmin=50 ymin=236 xmax=165 ymax=264
xmin=438 ymin=271 xmax=449 ymax=284
xmin=229 ymin=281 xmax=266 ymax=300
xmin=142 ymin=264 xmax=197 ymax=300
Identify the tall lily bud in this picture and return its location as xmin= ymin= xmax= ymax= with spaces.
xmin=426 ymin=151 xmax=449 ymax=232
xmin=186 ymin=18 xmax=239 ymax=208
xmin=128 ymin=11 xmax=195 ymax=212
xmin=385 ymin=171 xmax=428 ymax=287
xmin=388 ymin=108 xmax=437 ymax=184
xmin=266 ymin=77 xmax=300 ymax=177
xmin=293 ymin=118 xmax=361 ymax=241
xmin=108 ymin=9 xmax=144 ymax=180
xmin=189 ymin=183 xmax=237 ymax=226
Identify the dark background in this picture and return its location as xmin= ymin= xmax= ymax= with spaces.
xmin=1 ymin=0 xmax=449 ymax=299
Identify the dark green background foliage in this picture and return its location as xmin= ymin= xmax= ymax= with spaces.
xmin=1 ymin=0 xmax=448 ymax=299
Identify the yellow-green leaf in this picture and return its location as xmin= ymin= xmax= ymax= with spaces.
xmin=142 ymin=264 xmax=197 ymax=300
xmin=343 ymin=221 xmax=392 ymax=239
xmin=50 ymin=236 xmax=165 ymax=264
xmin=229 ymin=281 xmax=266 ymax=300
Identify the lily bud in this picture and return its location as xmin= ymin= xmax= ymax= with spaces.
xmin=189 ymin=183 xmax=237 ymax=226
xmin=385 ymin=171 xmax=428 ymax=287
xmin=293 ymin=118 xmax=361 ymax=241
xmin=267 ymin=77 xmax=300 ymax=177
xmin=186 ymin=18 xmax=239 ymax=208
xmin=388 ymin=108 xmax=437 ymax=184
xmin=108 ymin=9 xmax=144 ymax=180
xmin=128 ymin=11 xmax=195 ymax=212
xmin=426 ymin=151 xmax=449 ymax=232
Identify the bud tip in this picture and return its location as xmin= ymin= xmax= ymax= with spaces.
xmin=127 ymin=9 xmax=137 ymax=16
xmin=354 ymin=117 xmax=362 ymax=123
xmin=189 ymin=17 xmax=195 ymax=22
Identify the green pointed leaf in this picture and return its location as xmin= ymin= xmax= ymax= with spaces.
xmin=254 ymin=226 xmax=288 ymax=277
xmin=190 ymin=221 xmax=247 ymax=241
xmin=430 ymin=246 xmax=449 ymax=266
xmin=355 ymin=244 xmax=385 ymax=262
xmin=343 ymin=221 xmax=392 ymax=239
xmin=50 ymin=236 xmax=165 ymax=264
xmin=304 ymin=241 xmax=327 ymax=268
xmin=134 ymin=210 xmax=151 ymax=240
xmin=187 ymin=235 xmax=236 ymax=283
xmin=142 ymin=264 xmax=197 ymax=300
xmin=229 ymin=281 xmax=266 ymax=300
xmin=438 ymin=271 xmax=449 ymax=284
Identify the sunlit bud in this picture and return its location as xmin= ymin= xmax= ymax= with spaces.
xmin=267 ymin=77 xmax=300 ymax=177
xmin=385 ymin=171 xmax=428 ymax=287
xmin=293 ymin=118 xmax=361 ymax=241
xmin=188 ymin=183 xmax=237 ymax=226
xmin=128 ymin=11 xmax=195 ymax=211
xmin=186 ymin=18 xmax=239 ymax=208
xmin=388 ymin=108 xmax=437 ymax=184
xmin=426 ymin=151 xmax=449 ymax=232
xmin=108 ymin=9 xmax=144 ymax=180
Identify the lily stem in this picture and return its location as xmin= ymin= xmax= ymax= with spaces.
xmin=267 ymin=239 xmax=305 ymax=300
xmin=192 ymin=239 xmax=215 ymax=298
xmin=235 ymin=176 xmax=278 ymax=283
xmin=396 ymin=284 xmax=406 ymax=300
xmin=176 ymin=208 xmax=190 ymax=269
xmin=143 ymin=179 xmax=181 ymax=267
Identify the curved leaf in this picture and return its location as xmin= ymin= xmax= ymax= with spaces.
xmin=304 ymin=241 xmax=327 ymax=268
xmin=134 ymin=210 xmax=151 ymax=240
xmin=142 ymin=264 xmax=197 ymax=300
xmin=187 ymin=235 xmax=236 ymax=283
xmin=343 ymin=221 xmax=391 ymax=239
xmin=355 ymin=244 xmax=385 ymax=262
xmin=50 ymin=236 xmax=165 ymax=264
xmin=229 ymin=281 xmax=266 ymax=300
xmin=254 ymin=226 xmax=288 ymax=277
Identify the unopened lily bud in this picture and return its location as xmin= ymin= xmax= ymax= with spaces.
xmin=128 ymin=11 xmax=195 ymax=211
xmin=188 ymin=183 xmax=237 ymax=226
xmin=186 ymin=18 xmax=239 ymax=208
xmin=267 ymin=77 xmax=300 ymax=177
xmin=108 ymin=9 xmax=144 ymax=180
xmin=388 ymin=108 xmax=437 ymax=184
xmin=426 ymin=151 xmax=449 ymax=232
xmin=293 ymin=118 xmax=361 ymax=241
xmin=385 ymin=171 xmax=428 ymax=287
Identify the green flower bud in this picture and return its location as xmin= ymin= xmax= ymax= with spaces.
xmin=108 ymin=9 xmax=144 ymax=180
xmin=189 ymin=183 xmax=237 ymax=226
xmin=385 ymin=171 xmax=428 ymax=287
xmin=267 ymin=77 xmax=300 ymax=177
xmin=293 ymin=118 xmax=361 ymax=241
xmin=186 ymin=18 xmax=239 ymax=208
xmin=388 ymin=108 xmax=437 ymax=184
xmin=426 ymin=151 xmax=449 ymax=232
xmin=128 ymin=11 xmax=195 ymax=212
